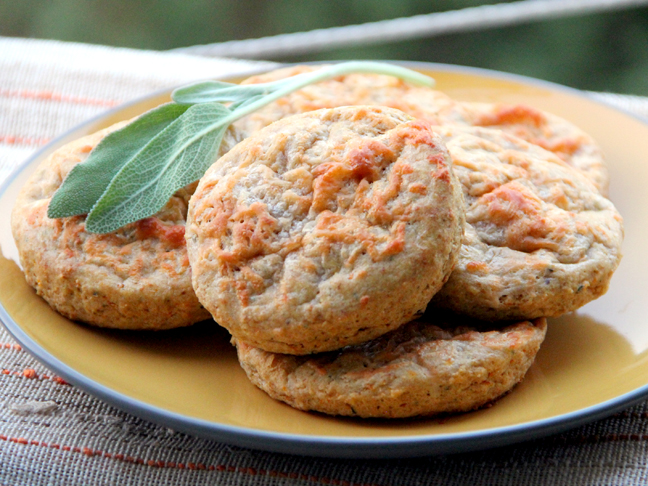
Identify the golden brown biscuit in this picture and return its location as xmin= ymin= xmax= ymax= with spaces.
xmin=11 ymin=121 xmax=241 ymax=330
xmin=430 ymin=126 xmax=623 ymax=321
xmin=236 ymin=65 xmax=608 ymax=193
xmin=235 ymin=65 xmax=458 ymax=134
xmin=235 ymin=314 xmax=547 ymax=418
xmin=449 ymin=101 xmax=609 ymax=194
xmin=186 ymin=106 xmax=465 ymax=354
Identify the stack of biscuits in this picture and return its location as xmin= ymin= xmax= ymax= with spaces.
xmin=11 ymin=66 xmax=624 ymax=419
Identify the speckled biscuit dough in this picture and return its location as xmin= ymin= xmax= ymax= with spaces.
xmin=430 ymin=126 xmax=623 ymax=321
xmin=236 ymin=65 xmax=609 ymax=193
xmin=186 ymin=106 xmax=465 ymax=354
xmin=11 ymin=121 xmax=241 ymax=330
xmin=234 ymin=314 xmax=547 ymax=418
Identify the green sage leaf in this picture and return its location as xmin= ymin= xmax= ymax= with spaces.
xmin=172 ymin=81 xmax=276 ymax=105
xmin=84 ymin=102 xmax=231 ymax=234
xmin=172 ymin=61 xmax=435 ymax=107
xmin=228 ymin=93 xmax=266 ymax=111
xmin=48 ymin=102 xmax=189 ymax=218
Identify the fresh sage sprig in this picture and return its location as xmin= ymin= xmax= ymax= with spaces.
xmin=47 ymin=61 xmax=435 ymax=233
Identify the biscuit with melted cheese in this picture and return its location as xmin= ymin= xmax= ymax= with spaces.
xmin=430 ymin=126 xmax=623 ymax=321
xmin=186 ymin=106 xmax=465 ymax=354
xmin=11 ymin=121 xmax=241 ymax=330
xmin=234 ymin=313 xmax=547 ymax=418
xmin=449 ymin=101 xmax=609 ymax=194
xmin=236 ymin=65 xmax=458 ymax=133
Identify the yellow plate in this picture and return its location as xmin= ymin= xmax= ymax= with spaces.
xmin=0 ymin=62 xmax=645 ymax=458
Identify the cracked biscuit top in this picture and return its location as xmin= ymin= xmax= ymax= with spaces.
xmin=187 ymin=106 xmax=465 ymax=354
xmin=430 ymin=126 xmax=623 ymax=321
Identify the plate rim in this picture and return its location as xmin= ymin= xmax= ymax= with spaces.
xmin=1 ymin=60 xmax=646 ymax=459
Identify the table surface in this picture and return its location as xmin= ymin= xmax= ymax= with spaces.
xmin=2 ymin=35 xmax=648 ymax=486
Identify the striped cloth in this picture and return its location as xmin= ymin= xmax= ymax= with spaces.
xmin=2 ymin=35 xmax=648 ymax=486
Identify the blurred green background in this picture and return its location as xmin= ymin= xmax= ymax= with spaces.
xmin=2 ymin=0 xmax=648 ymax=95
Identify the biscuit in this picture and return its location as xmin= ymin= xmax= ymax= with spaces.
xmin=236 ymin=65 xmax=608 ymax=193
xmin=448 ymin=101 xmax=609 ymax=194
xmin=186 ymin=106 xmax=465 ymax=354
xmin=234 ymin=314 xmax=547 ymax=418
xmin=236 ymin=65 xmax=458 ymax=135
xmin=11 ymin=121 xmax=241 ymax=330
xmin=430 ymin=126 xmax=623 ymax=321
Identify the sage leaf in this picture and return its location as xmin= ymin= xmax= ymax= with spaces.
xmin=228 ymin=94 xmax=266 ymax=111
xmin=172 ymin=61 xmax=435 ymax=107
xmin=172 ymin=81 xmax=275 ymax=105
xmin=47 ymin=102 xmax=189 ymax=218
xmin=84 ymin=102 xmax=231 ymax=234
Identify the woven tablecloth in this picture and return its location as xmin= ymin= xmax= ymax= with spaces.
xmin=2 ymin=35 xmax=648 ymax=486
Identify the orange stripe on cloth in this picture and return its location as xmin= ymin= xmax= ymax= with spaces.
xmin=0 ymin=134 xmax=51 ymax=147
xmin=0 ymin=433 xmax=388 ymax=486
xmin=0 ymin=367 xmax=69 ymax=385
xmin=0 ymin=88 xmax=120 ymax=108
xmin=0 ymin=342 xmax=23 ymax=351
